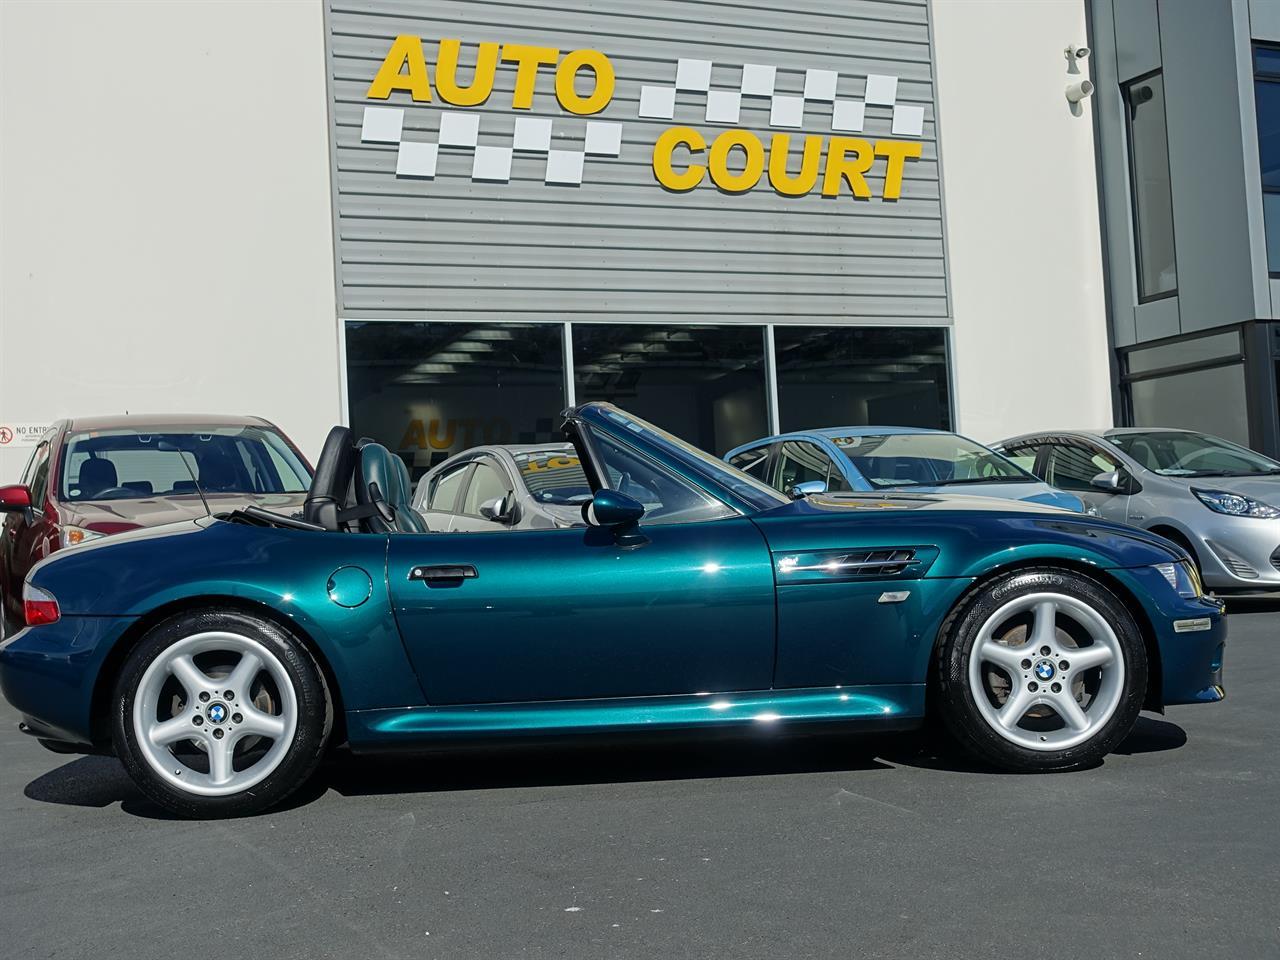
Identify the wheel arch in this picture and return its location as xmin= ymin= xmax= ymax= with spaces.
xmin=89 ymin=594 xmax=348 ymax=749
xmin=931 ymin=557 xmax=1164 ymax=713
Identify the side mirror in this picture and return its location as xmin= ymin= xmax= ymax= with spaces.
xmin=582 ymin=488 xmax=646 ymax=527
xmin=0 ymin=484 xmax=33 ymax=514
xmin=1090 ymin=470 xmax=1124 ymax=493
xmin=788 ymin=479 xmax=827 ymax=499
xmin=479 ymin=495 xmax=515 ymax=523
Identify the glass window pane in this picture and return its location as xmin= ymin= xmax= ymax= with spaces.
xmin=429 ymin=464 xmax=469 ymax=512
xmin=1265 ymin=192 xmax=1280 ymax=275
xmin=777 ymin=440 xmax=830 ymax=492
xmin=774 ymin=327 xmax=951 ymax=432
xmin=345 ymin=322 xmax=565 ymax=480
xmin=1123 ymin=73 xmax=1178 ymax=299
xmin=1128 ymin=363 xmax=1250 ymax=447
xmin=587 ymin=428 xmax=736 ymax=525
xmin=462 ymin=461 xmax=510 ymax=515
xmin=1255 ymin=45 xmax=1280 ymax=78
xmin=1047 ymin=444 xmax=1120 ymax=492
xmin=1257 ymin=78 xmax=1280 ymax=191
xmin=1124 ymin=330 xmax=1241 ymax=374
xmin=572 ymin=325 xmax=767 ymax=456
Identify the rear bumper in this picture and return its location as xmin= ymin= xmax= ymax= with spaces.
xmin=0 ymin=616 xmax=137 ymax=745
xmin=1112 ymin=566 xmax=1227 ymax=707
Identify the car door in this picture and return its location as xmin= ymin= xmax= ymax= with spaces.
xmin=385 ymin=423 xmax=777 ymax=704
xmin=1 ymin=440 xmax=55 ymax=629
xmin=1045 ymin=440 xmax=1128 ymax=520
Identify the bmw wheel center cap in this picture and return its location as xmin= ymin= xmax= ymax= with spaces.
xmin=1034 ymin=660 xmax=1056 ymax=682
xmin=206 ymin=701 xmax=228 ymax=724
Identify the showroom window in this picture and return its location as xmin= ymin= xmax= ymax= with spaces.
xmin=347 ymin=321 xmax=954 ymax=473
xmin=774 ymin=327 xmax=951 ymax=432
xmin=345 ymin=321 xmax=565 ymax=478
xmin=1121 ymin=329 xmax=1250 ymax=447
xmin=1254 ymin=45 xmax=1280 ymax=275
xmin=572 ymin=325 xmax=768 ymax=456
xmin=1122 ymin=71 xmax=1178 ymax=301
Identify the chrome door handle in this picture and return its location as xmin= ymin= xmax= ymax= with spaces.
xmin=409 ymin=564 xmax=478 ymax=583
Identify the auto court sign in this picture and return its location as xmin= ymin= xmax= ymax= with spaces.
xmin=360 ymin=36 xmax=924 ymax=201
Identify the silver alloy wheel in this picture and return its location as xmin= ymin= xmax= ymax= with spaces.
xmin=131 ymin=631 xmax=298 ymax=797
xmin=968 ymin=592 xmax=1125 ymax=751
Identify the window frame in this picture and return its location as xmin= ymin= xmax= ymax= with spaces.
xmin=1255 ymin=43 xmax=1280 ymax=277
xmin=1121 ymin=68 xmax=1179 ymax=303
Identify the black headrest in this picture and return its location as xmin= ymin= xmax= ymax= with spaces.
xmin=79 ymin=458 xmax=118 ymax=496
xmin=303 ymin=426 xmax=357 ymax=531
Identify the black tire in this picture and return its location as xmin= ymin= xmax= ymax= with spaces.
xmin=112 ymin=609 xmax=332 ymax=818
xmin=935 ymin=567 xmax=1147 ymax=772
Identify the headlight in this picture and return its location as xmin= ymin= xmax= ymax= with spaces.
xmin=1193 ymin=488 xmax=1280 ymax=519
xmin=59 ymin=525 xmax=105 ymax=548
xmin=1155 ymin=560 xmax=1204 ymax=599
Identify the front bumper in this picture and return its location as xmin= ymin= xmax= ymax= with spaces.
xmin=1113 ymin=566 xmax=1227 ymax=707
xmin=1187 ymin=515 xmax=1280 ymax=591
xmin=0 ymin=615 xmax=137 ymax=746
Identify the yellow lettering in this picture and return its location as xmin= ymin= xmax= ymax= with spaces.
xmin=502 ymin=44 xmax=559 ymax=109
xmin=434 ymin=38 xmax=499 ymax=106
xmin=708 ymin=129 xmax=765 ymax=193
xmin=366 ymin=34 xmax=432 ymax=102
xmin=427 ymin=419 xmax=456 ymax=450
xmin=875 ymin=139 xmax=923 ymax=200
xmin=555 ymin=49 xmax=616 ymax=115
xmin=653 ymin=127 xmax=706 ymax=191
xmin=767 ymin=134 xmax=823 ymax=196
xmin=400 ymin=419 xmax=427 ymax=450
xmin=822 ymin=137 xmax=875 ymax=198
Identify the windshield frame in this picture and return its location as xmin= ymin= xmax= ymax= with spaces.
xmin=571 ymin=403 xmax=789 ymax=513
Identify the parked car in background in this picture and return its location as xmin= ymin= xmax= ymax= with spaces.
xmin=412 ymin=443 xmax=592 ymax=531
xmin=993 ymin=428 xmax=1280 ymax=591
xmin=0 ymin=415 xmax=312 ymax=636
xmin=726 ymin=427 xmax=1085 ymax=512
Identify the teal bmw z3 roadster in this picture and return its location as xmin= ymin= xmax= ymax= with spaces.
xmin=0 ymin=403 xmax=1225 ymax=817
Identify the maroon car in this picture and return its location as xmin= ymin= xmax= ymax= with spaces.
xmin=0 ymin=415 xmax=312 ymax=637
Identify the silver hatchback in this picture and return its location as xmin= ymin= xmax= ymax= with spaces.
xmin=993 ymin=428 xmax=1280 ymax=591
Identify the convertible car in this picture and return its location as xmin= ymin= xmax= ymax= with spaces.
xmin=0 ymin=404 xmax=1226 ymax=818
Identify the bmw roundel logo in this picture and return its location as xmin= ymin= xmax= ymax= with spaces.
xmin=206 ymin=702 xmax=227 ymax=724
xmin=1034 ymin=660 xmax=1056 ymax=682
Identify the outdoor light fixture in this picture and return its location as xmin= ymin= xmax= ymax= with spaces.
xmin=1066 ymin=79 xmax=1095 ymax=103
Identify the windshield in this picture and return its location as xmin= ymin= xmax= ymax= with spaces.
xmin=595 ymin=407 xmax=789 ymax=509
xmin=60 ymin=426 xmax=312 ymax=501
xmin=830 ymin=433 xmax=1032 ymax=489
xmin=1110 ymin=431 xmax=1280 ymax=477
xmin=511 ymin=447 xmax=593 ymax=504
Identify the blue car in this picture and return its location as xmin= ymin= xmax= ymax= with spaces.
xmin=0 ymin=403 xmax=1224 ymax=818
xmin=726 ymin=427 xmax=1085 ymax=512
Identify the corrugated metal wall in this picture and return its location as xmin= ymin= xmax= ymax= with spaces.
xmin=324 ymin=0 xmax=948 ymax=324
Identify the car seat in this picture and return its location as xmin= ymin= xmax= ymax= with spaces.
xmin=78 ymin=458 xmax=118 ymax=498
xmin=302 ymin=426 xmax=426 ymax=533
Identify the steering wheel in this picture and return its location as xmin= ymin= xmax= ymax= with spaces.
xmin=90 ymin=487 xmax=139 ymax=500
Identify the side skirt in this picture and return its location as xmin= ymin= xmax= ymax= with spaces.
xmin=345 ymin=684 xmax=926 ymax=753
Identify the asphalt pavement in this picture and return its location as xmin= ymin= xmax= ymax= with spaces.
xmin=1 ymin=603 xmax=1277 ymax=960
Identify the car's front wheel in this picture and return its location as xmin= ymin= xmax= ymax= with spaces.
xmin=112 ymin=609 xmax=332 ymax=818
xmin=935 ymin=567 xmax=1147 ymax=771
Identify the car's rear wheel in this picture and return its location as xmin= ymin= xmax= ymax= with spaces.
xmin=935 ymin=568 xmax=1147 ymax=771
xmin=112 ymin=609 xmax=331 ymax=818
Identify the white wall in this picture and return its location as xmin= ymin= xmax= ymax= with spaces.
xmin=0 ymin=0 xmax=341 ymax=481
xmin=932 ymin=0 xmax=1114 ymax=443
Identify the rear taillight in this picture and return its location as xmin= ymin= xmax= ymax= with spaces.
xmin=23 ymin=583 xmax=60 ymax=626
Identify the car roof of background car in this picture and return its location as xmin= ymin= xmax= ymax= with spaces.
xmin=66 ymin=414 xmax=272 ymax=432
xmin=502 ymin=442 xmax=575 ymax=454
xmin=996 ymin=430 xmax=1112 ymax=444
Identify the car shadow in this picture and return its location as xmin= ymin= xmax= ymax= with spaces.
xmin=1221 ymin=595 xmax=1280 ymax=615
xmin=23 ymin=716 xmax=1188 ymax=818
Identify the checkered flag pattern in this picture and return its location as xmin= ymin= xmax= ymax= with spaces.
xmin=361 ymin=107 xmax=624 ymax=184
xmin=638 ymin=58 xmax=925 ymax=137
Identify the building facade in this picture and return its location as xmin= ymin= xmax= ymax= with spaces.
xmin=1090 ymin=0 xmax=1280 ymax=454
xmin=0 ymin=0 xmax=1112 ymax=480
